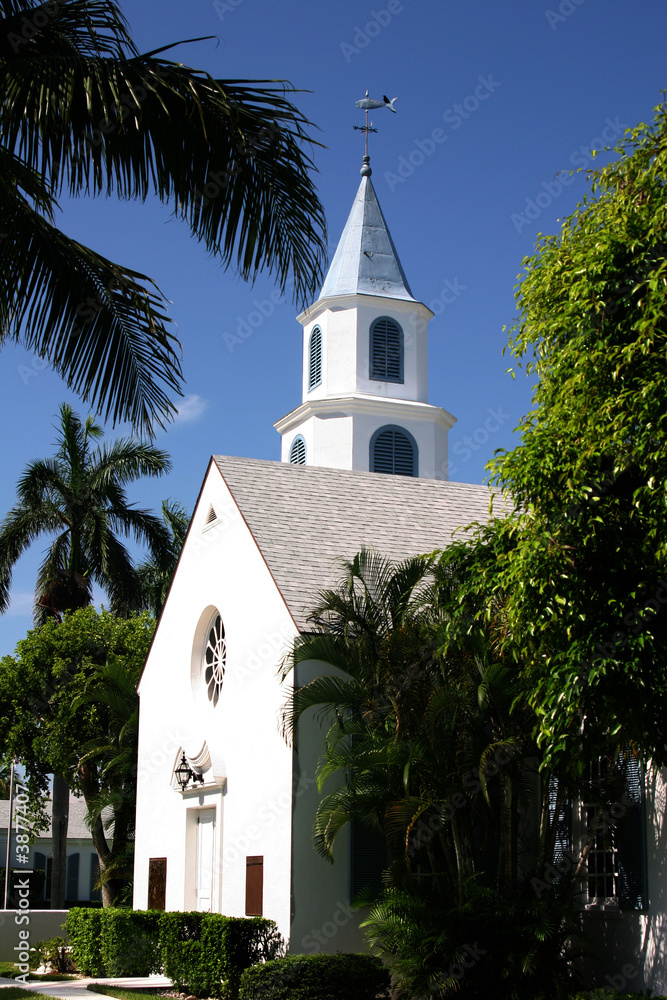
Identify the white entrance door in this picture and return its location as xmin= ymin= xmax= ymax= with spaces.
xmin=196 ymin=809 xmax=216 ymax=911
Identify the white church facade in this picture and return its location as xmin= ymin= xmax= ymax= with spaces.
xmin=133 ymin=156 xmax=667 ymax=988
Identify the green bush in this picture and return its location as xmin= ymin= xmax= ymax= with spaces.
xmin=66 ymin=907 xmax=104 ymax=976
xmin=160 ymin=912 xmax=282 ymax=1000
xmin=99 ymin=909 xmax=162 ymax=977
xmin=34 ymin=938 xmax=70 ymax=973
xmin=159 ymin=911 xmax=205 ymax=992
xmin=238 ymin=953 xmax=391 ymax=1000
xmin=66 ymin=908 xmax=161 ymax=976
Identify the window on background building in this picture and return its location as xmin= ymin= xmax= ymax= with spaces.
xmin=370 ymin=426 xmax=417 ymax=477
xmin=370 ymin=317 xmax=403 ymax=383
xmin=289 ymin=436 xmax=306 ymax=465
xmin=308 ymin=326 xmax=322 ymax=390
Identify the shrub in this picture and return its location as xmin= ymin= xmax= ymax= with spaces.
xmin=238 ymin=953 xmax=391 ymax=1000
xmin=34 ymin=938 xmax=70 ymax=973
xmin=159 ymin=911 xmax=206 ymax=992
xmin=160 ymin=912 xmax=283 ymax=1000
xmin=66 ymin=907 xmax=104 ymax=976
xmin=99 ymin=909 xmax=162 ymax=976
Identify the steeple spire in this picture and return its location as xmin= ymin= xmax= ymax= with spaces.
xmin=319 ymin=158 xmax=416 ymax=302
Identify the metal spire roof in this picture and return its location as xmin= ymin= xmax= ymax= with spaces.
xmin=319 ymin=156 xmax=416 ymax=302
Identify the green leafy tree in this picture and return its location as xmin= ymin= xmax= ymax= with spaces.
xmin=0 ymin=402 xmax=171 ymax=620
xmin=0 ymin=401 xmax=168 ymax=905
xmin=453 ymin=98 xmax=667 ymax=767
xmin=0 ymin=606 xmax=154 ymax=906
xmin=0 ymin=0 xmax=326 ymax=434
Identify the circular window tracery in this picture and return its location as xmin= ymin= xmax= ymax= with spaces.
xmin=203 ymin=614 xmax=226 ymax=706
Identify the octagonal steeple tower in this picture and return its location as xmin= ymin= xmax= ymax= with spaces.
xmin=274 ymin=155 xmax=456 ymax=479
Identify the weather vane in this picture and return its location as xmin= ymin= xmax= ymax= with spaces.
xmin=354 ymin=91 xmax=397 ymax=159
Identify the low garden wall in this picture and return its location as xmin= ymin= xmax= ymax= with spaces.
xmin=0 ymin=909 xmax=68 ymax=964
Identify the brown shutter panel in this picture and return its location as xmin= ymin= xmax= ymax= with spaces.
xmin=245 ymin=855 xmax=263 ymax=916
xmin=148 ymin=857 xmax=167 ymax=910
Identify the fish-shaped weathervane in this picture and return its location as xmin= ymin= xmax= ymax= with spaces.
xmin=355 ymin=91 xmax=398 ymax=113
xmin=354 ymin=90 xmax=398 ymax=159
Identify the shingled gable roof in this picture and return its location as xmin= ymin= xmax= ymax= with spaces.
xmin=213 ymin=456 xmax=501 ymax=632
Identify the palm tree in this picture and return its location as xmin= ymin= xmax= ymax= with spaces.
xmin=0 ymin=402 xmax=171 ymax=620
xmin=0 ymin=0 xmax=327 ymax=436
xmin=0 ymin=402 xmax=170 ymax=907
xmin=281 ymin=548 xmax=583 ymax=999
xmin=135 ymin=499 xmax=190 ymax=618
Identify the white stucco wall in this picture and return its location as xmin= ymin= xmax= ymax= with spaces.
xmin=301 ymin=297 xmax=429 ymax=405
xmin=134 ymin=463 xmax=297 ymax=943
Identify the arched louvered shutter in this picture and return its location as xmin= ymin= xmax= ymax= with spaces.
xmin=370 ymin=317 xmax=403 ymax=383
xmin=308 ymin=326 xmax=322 ymax=390
xmin=289 ymin=436 xmax=306 ymax=465
xmin=371 ymin=426 xmax=417 ymax=477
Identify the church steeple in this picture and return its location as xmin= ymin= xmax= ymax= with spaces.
xmin=319 ymin=157 xmax=416 ymax=303
xmin=274 ymin=154 xmax=456 ymax=481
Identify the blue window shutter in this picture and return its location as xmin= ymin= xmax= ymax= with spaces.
xmin=89 ymin=853 xmax=101 ymax=901
xmin=66 ymin=853 xmax=79 ymax=901
xmin=308 ymin=327 xmax=322 ymax=390
xmin=371 ymin=426 xmax=417 ymax=477
xmin=289 ymin=436 xmax=306 ymax=465
xmin=34 ymin=851 xmax=46 ymax=900
xmin=617 ymin=753 xmax=647 ymax=910
xmin=370 ymin=317 xmax=403 ymax=383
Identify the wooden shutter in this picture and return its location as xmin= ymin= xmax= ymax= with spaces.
xmin=34 ymin=852 xmax=46 ymax=901
xmin=148 ymin=857 xmax=168 ymax=910
xmin=245 ymin=856 xmax=263 ymax=916
xmin=66 ymin=853 xmax=79 ymax=901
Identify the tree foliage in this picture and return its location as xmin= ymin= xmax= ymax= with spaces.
xmin=0 ymin=605 xmax=154 ymax=904
xmin=448 ymin=98 xmax=667 ymax=767
xmin=0 ymin=0 xmax=327 ymax=434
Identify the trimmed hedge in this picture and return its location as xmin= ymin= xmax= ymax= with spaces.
xmin=238 ymin=953 xmax=391 ymax=1000
xmin=66 ymin=907 xmax=104 ymax=976
xmin=162 ymin=913 xmax=283 ymax=1000
xmin=66 ymin=908 xmax=282 ymax=997
xmin=99 ymin=909 xmax=162 ymax=977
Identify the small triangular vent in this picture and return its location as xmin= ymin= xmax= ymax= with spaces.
xmin=205 ymin=505 xmax=218 ymax=526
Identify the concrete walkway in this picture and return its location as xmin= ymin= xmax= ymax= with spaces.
xmin=0 ymin=975 xmax=173 ymax=1000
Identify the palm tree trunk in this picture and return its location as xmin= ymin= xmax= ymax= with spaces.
xmin=50 ymin=774 xmax=69 ymax=909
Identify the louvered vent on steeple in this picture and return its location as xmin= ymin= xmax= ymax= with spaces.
xmin=370 ymin=317 xmax=403 ymax=382
xmin=308 ymin=327 xmax=322 ymax=390
xmin=289 ymin=436 xmax=306 ymax=465
xmin=371 ymin=427 xmax=416 ymax=477
xmin=205 ymin=505 xmax=218 ymax=526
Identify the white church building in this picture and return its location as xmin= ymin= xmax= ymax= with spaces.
xmin=133 ymin=154 xmax=667 ymax=987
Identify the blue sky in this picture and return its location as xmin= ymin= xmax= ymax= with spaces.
xmin=0 ymin=0 xmax=665 ymax=655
